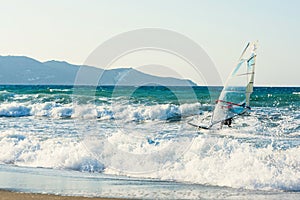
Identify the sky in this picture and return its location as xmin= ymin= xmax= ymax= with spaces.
xmin=0 ymin=0 xmax=299 ymax=86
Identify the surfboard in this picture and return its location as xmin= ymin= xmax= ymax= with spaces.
xmin=187 ymin=120 xmax=211 ymax=129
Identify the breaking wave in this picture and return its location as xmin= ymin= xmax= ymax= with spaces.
xmin=0 ymin=101 xmax=202 ymax=121
xmin=0 ymin=86 xmax=300 ymax=192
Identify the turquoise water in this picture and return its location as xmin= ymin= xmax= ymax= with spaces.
xmin=0 ymin=85 xmax=299 ymax=199
xmin=1 ymin=85 xmax=299 ymax=106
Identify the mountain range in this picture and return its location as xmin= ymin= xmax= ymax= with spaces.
xmin=0 ymin=56 xmax=196 ymax=86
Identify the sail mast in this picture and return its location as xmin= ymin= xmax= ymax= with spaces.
xmin=246 ymin=55 xmax=256 ymax=106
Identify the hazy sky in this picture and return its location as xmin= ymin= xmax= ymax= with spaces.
xmin=0 ymin=0 xmax=299 ymax=86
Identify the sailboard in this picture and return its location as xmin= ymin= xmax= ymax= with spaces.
xmin=190 ymin=41 xmax=258 ymax=129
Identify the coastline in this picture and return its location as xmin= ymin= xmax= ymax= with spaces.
xmin=0 ymin=190 xmax=127 ymax=200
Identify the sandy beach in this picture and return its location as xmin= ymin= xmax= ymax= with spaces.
xmin=0 ymin=190 xmax=127 ymax=200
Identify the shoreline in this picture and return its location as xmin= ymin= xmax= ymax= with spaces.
xmin=0 ymin=190 xmax=128 ymax=200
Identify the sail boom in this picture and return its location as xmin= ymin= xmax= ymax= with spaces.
xmin=233 ymin=72 xmax=255 ymax=77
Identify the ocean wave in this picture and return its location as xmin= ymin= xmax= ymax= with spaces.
xmin=0 ymin=102 xmax=202 ymax=121
xmin=104 ymin=134 xmax=300 ymax=191
xmin=0 ymin=90 xmax=15 ymax=101
xmin=0 ymin=130 xmax=104 ymax=172
xmin=49 ymin=88 xmax=72 ymax=92
xmin=0 ymin=126 xmax=299 ymax=191
xmin=0 ymin=103 xmax=31 ymax=117
xmin=171 ymin=135 xmax=300 ymax=191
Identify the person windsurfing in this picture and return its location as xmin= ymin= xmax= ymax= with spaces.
xmin=187 ymin=41 xmax=257 ymax=130
xmin=222 ymin=118 xmax=232 ymax=127
xmin=220 ymin=103 xmax=233 ymax=128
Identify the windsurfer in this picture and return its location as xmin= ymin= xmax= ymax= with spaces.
xmin=221 ymin=103 xmax=233 ymax=128
xmin=222 ymin=118 xmax=232 ymax=127
xmin=187 ymin=41 xmax=257 ymax=130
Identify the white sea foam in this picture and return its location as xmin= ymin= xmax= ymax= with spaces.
xmin=0 ymin=130 xmax=104 ymax=172
xmin=0 ymin=103 xmax=31 ymax=117
xmin=0 ymin=101 xmax=202 ymax=121
xmin=0 ymin=99 xmax=299 ymax=192
xmin=152 ymin=135 xmax=300 ymax=191
xmin=102 ymin=128 xmax=300 ymax=191
xmin=0 ymin=121 xmax=299 ymax=191
xmin=49 ymin=88 xmax=71 ymax=92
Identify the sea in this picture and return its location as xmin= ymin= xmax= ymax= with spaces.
xmin=0 ymin=85 xmax=299 ymax=199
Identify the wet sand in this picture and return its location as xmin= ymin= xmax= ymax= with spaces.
xmin=0 ymin=190 xmax=128 ymax=200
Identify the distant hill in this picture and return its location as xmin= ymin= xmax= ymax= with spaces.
xmin=0 ymin=56 xmax=196 ymax=86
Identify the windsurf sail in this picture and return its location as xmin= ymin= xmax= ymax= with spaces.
xmin=209 ymin=41 xmax=258 ymax=127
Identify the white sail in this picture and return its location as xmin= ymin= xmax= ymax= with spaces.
xmin=210 ymin=41 xmax=257 ymax=126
